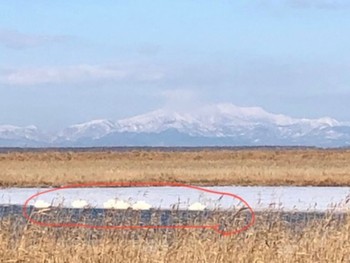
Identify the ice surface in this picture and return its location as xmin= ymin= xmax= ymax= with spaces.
xmin=1 ymin=186 xmax=350 ymax=212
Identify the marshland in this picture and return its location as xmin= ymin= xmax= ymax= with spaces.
xmin=1 ymin=149 xmax=350 ymax=262
xmin=1 ymin=148 xmax=350 ymax=187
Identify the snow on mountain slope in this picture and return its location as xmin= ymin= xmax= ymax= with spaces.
xmin=0 ymin=125 xmax=41 ymax=141
xmin=115 ymin=103 xmax=342 ymax=137
xmin=2 ymin=103 xmax=349 ymax=147
xmin=57 ymin=119 xmax=116 ymax=141
xmin=116 ymin=109 xmax=210 ymax=135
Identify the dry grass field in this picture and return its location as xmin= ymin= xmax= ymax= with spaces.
xmin=1 ymin=149 xmax=350 ymax=262
xmin=0 ymin=149 xmax=350 ymax=187
xmin=1 ymin=211 xmax=349 ymax=263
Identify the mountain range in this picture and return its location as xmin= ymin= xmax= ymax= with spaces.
xmin=1 ymin=103 xmax=350 ymax=147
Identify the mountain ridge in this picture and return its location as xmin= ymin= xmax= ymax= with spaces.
xmin=1 ymin=103 xmax=349 ymax=147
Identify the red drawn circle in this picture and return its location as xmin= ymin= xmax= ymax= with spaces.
xmin=22 ymin=182 xmax=255 ymax=236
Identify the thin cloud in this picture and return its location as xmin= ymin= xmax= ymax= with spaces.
xmin=287 ymin=0 xmax=350 ymax=9
xmin=257 ymin=0 xmax=350 ymax=9
xmin=159 ymin=89 xmax=205 ymax=111
xmin=0 ymin=64 xmax=164 ymax=86
xmin=0 ymin=28 xmax=71 ymax=49
xmin=137 ymin=43 xmax=162 ymax=56
xmin=161 ymin=89 xmax=196 ymax=102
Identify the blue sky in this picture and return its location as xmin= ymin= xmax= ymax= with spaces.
xmin=1 ymin=0 xmax=350 ymax=131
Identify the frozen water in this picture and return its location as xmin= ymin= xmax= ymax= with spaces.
xmin=1 ymin=186 xmax=350 ymax=212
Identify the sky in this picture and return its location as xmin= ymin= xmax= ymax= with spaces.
xmin=1 ymin=0 xmax=350 ymax=131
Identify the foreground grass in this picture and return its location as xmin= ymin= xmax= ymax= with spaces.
xmin=1 ymin=149 xmax=350 ymax=187
xmin=1 ymin=211 xmax=349 ymax=262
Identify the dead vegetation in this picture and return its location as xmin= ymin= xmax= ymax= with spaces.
xmin=0 ymin=149 xmax=350 ymax=187
xmin=1 ymin=149 xmax=350 ymax=262
xmin=1 ymin=210 xmax=349 ymax=262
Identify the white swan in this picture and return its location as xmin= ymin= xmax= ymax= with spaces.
xmin=71 ymin=199 xmax=89 ymax=208
xmin=103 ymin=199 xmax=130 ymax=209
xmin=34 ymin=200 xmax=51 ymax=209
xmin=188 ymin=202 xmax=206 ymax=211
xmin=132 ymin=201 xmax=152 ymax=210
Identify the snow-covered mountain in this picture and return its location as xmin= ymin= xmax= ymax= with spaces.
xmin=0 ymin=125 xmax=39 ymax=140
xmin=116 ymin=104 xmax=341 ymax=137
xmin=0 ymin=125 xmax=48 ymax=147
xmin=56 ymin=119 xmax=117 ymax=141
xmin=1 ymin=103 xmax=350 ymax=147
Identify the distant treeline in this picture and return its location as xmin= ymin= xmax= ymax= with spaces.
xmin=0 ymin=145 xmax=340 ymax=153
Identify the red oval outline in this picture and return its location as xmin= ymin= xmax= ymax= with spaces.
xmin=22 ymin=182 xmax=255 ymax=236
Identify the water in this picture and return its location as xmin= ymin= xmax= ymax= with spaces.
xmin=1 ymin=186 xmax=350 ymax=212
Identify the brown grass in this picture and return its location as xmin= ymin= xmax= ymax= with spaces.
xmin=1 ymin=149 xmax=350 ymax=262
xmin=1 ymin=211 xmax=349 ymax=262
xmin=1 ymin=149 xmax=350 ymax=187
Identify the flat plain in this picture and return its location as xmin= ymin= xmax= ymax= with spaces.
xmin=1 ymin=209 xmax=349 ymax=262
xmin=1 ymin=148 xmax=350 ymax=262
xmin=0 ymin=148 xmax=350 ymax=187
